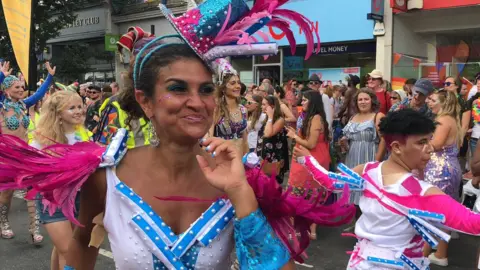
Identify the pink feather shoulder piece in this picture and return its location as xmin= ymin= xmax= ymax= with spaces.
xmin=0 ymin=129 xmax=129 ymax=225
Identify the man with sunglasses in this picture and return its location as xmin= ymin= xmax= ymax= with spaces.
xmin=85 ymin=85 xmax=103 ymax=132
xmin=367 ymin=69 xmax=391 ymax=114
xmin=307 ymin=73 xmax=333 ymax=128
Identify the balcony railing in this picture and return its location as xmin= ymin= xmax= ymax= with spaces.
xmin=112 ymin=0 xmax=187 ymax=15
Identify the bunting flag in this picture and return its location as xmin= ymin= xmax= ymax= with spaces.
xmin=1 ymin=0 xmax=32 ymax=84
xmin=413 ymin=58 xmax=421 ymax=70
xmin=436 ymin=62 xmax=444 ymax=74
xmin=393 ymin=53 xmax=402 ymax=65
xmin=456 ymin=63 xmax=466 ymax=75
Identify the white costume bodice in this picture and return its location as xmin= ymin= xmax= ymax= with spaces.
xmin=103 ymin=168 xmax=235 ymax=270
xmin=355 ymin=162 xmax=433 ymax=251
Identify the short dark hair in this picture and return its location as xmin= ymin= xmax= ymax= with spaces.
xmin=380 ymin=109 xmax=436 ymax=148
xmin=405 ymin=78 xmax=417 ymax=85
xmin=88 ymin=85 xmax=101 ymax=92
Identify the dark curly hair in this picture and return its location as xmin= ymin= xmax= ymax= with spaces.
xmin=380 ymin=109 xmax=436 ymax=149
xmin=119 ymin=44 xmax=209 ymax=128
xmin=353 ymin=88 xmax=380 ymax=113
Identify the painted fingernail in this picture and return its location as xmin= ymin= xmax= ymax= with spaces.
xmin=212 ymin=151 xmax=216 ymax=157
xmin=206 ymin=146 xmax=210 ymax=151
xmin=199 ymin=138 xmax=205 ymax=144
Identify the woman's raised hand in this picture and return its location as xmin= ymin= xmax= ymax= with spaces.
xmin=45 ymin=62 xmax=56 ymax=76
xmin=197 ymin=137 xmax=248 ymax=194
xmin=1 ymin=61 xmax=12 ymax=77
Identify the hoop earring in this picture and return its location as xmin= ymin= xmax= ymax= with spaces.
xmin=148 ymin=121 xmax=159 ymax=147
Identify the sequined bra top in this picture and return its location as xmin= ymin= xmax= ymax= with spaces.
xmin=214 ymin=105 xmax=247 ymax=140
xmin=1 ymin=99 xmax=30 ymax=131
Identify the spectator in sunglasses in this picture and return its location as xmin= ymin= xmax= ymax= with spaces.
xmin=390 ymin=89 xmax=406 ymax=108
xmin=84 ymin=85 xmax=103 ymax=132
xmin=367 ymin=69 xmax=391 ymax=114
xmin=308 ymin=73 xmax=333 ymax=128
xmin=444 ymin=76 xmax=469 ymax=137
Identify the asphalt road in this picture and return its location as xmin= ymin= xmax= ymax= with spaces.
xmin=0 ymin=195 xmax=478 ymax=270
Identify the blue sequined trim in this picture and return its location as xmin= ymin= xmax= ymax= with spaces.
xmin=234 ymin=209 xmax=289 ymax=270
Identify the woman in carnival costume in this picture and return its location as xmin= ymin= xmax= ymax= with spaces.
xmin=30 ymin=91 xmax=89 ymax=270
xmin=0 ymin=61 xmax=56 ymax=243
xmin=210 ymin=58 xmax=249 ymax=154
xmin=0 ymin=0 xmax=356 ymax=269
xmin=294 ymin=109 xmax=480 ymax=270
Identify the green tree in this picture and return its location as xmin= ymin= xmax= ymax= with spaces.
xmin=55 ymin=43 xmax=91 ymax=82
xmin=0 ymin=0 xmax=82 ymax=74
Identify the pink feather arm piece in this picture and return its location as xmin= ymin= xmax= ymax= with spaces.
xmin=0 ymin=134 xmax=104 ymax=226
xmin=245 ymin=167 xmax=355 ymax=263
xmin=374 ymin=187 xmax=480 ymax=235
xmin=300 ymin=156 xmax=335 ymax=190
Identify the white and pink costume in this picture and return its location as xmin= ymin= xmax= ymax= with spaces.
xmin=298 ymin=156 xmax=480 ymax=270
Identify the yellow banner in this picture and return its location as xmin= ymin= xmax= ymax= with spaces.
xmin=2 ymin=0 xmax=32 ymax=84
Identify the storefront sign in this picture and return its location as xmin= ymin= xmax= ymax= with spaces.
xmin=2 ymin=0 xmax=32 ymax=83
xmin=391 ymin=0 xmax=408 ymax=11
xmin=105 ymin=34 xmax=120 ymax=52
xmin=423 ymin=0 xmax=480 ymax=10
xmin=368 ymin=0 xmax=384 ymax=21
xmin=246 ymin=0 xmax=374 ymax=45
xmin=309 ymin=67 xmax=361 ymax=86
xmin=66 ymin=16 xmax=100 ymax=28
xmin=284 ymin=42 xmax=376 ymax=56
xmin=49 ymin=8 xmax=106 ymax=43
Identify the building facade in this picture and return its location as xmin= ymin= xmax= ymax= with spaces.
xmin=46 ymin=2 xmax=115 ymax=84
xmin=232 ymin=0 xmax=378 ymax=86
xmin=389 ymin=0 xmax=480 ymax=89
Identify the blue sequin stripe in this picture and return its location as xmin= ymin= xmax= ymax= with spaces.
xmin=407 ymin=217 xmax=449 ymax=248
xmin=398 ymin=254 xmax=426 ymax=270
xmin=408 ymin=209 xmax=445 ymax=223
xmin=337 ymin=163 xmax=365 ymax=183
xmin=116 ymin=182 xmax=178 ymax=244
xmin=409 ymin=214 xmax=450 ymax=242
xmin=328 ymin=172 xmax=364 ymax=188
xmin=333 ymin=182 xmax=364 ymax=191
xmin=100 ymin=128 xmax=128 ymax=167
xmin=197 ymin=204 xmax=235 ymax=246
xmin=366 ymin=256 xmax=404 ymax=269
xmin=131 ymin=214 xmax=186 ymax=270
xmin=170 ymin=199 xmax=228 ymax=258
xmin=153 ymin=254 xmax=164 ymax=270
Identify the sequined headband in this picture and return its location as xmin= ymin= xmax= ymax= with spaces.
xmin=133 ymin=35 xmax=184 ymax=89
xmin=1 ymin=75 xmax=19 ymax=91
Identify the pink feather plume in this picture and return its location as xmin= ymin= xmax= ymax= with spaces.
xmin=244 ymin=167 xmax=355 ymax=263
xmin=0 ymin=134 xmax=104 ymax=226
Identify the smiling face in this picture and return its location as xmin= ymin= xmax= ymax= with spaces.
xmin=367 ymin=77 xmax=382 ymax=89
xmin=60 ymin=95 xmax=84 ymax=126
xmin=136 ymin=58 xmax=215 ymax=142
xmin=357 ymin=92 xmax=373 ymax=113
xmin=224 ymin=75 xmax=241 ymax=99
xmin=6 ymin=80 xmax=24 ymax=101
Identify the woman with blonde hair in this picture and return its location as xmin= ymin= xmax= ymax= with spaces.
xmin=423 ymin=90 xmax=463 ymax=267
xmin=31 ymin=90 xmax=89 ymax=270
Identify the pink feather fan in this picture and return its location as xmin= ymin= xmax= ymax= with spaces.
xmin=0 ymin=134 xmax=105 ymax=225
xmin=214 ymin=0 xmax=320 ymax=60
xmin=244 ymin=167 xmax=355 ymax=263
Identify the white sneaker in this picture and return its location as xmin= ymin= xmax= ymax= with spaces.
xmin=428 ymin=253 xmax=448 ymax=267
xmin=451 ymin=231 xmax=460 ymax=239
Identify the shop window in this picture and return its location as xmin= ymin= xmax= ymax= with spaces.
xmin=392 ymin=9 xmax=480 ymax=92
